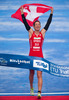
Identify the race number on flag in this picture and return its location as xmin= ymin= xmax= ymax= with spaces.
xmin=11 ymin=3 xmax=52 ymax=26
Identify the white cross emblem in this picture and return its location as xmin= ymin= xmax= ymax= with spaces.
xmin=23 ymin=6 xmax=43 ymax=22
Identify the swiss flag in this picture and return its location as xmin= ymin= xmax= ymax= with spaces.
xmin=11 ymin=3 xmax=52 ymax=26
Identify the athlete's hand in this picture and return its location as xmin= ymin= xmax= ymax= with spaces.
xmin=51 ymin=7 xmax=53 ymax=14
xmin=20 ymin=6 xmax=24 ymax=14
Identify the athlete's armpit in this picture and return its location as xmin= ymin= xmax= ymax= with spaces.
xmin=29 ymin=28 xmax=33 ymax=39
xmin=41 ymin=28 xmax=46 ymax=38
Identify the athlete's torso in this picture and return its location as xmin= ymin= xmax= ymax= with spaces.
xmin=29 ymin=31 xmax=44 ymax=58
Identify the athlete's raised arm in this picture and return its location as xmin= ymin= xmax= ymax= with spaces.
xmin=41 ymin=7 xmax=53 ymax=38
xmin=20 ymin=7 xmax=33 ymax=38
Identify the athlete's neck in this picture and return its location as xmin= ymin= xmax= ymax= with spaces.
xmin=35 ymin=30 xmax=40 ymax=35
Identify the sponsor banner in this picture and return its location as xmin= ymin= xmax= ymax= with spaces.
xmin=0 ymin=53 xmax=69 ymax=77
xmin=33 ymin=60 xmax=49 ymax=71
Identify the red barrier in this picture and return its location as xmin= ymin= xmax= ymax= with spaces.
xmin=0 ymin=96 xmax=69 ymax=100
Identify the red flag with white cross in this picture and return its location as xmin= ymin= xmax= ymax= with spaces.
xmin=11 ymin=3 xmax=52 ymax=26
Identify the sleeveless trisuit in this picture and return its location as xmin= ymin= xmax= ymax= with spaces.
xmin=29 ymin=31 xmax=44 ymax=58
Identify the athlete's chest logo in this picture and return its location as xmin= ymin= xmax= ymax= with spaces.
xmin=33 ymin=36 xmax=41 ymax=43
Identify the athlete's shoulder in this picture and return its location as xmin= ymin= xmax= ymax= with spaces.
xmin=40 ymin=31 xmax=43 ymax=36
xmin=29 ymin=28 xmax=33 ymax=34
xmin=40 ymin=31 xmax=44 ymax=39
xmin=29 ymin=30 xmax=35 ymax=39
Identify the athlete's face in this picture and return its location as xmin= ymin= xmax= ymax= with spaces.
xmin=33 ymin=22 xmax=41 ymax=31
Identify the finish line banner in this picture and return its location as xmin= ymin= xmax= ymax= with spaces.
xmin=0 ymin=54 xmax=69 ymax=77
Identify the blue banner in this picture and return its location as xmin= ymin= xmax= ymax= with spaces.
xmin=0 ymin=53 xmax=69 ymax=77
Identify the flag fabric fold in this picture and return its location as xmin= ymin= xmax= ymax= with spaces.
xmin=11 ymin=3 xmax=52 ymax=26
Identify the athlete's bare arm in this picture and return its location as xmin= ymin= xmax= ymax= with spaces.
xmin=20 ymin=7 xmax=33 ymax=38
xmin=41 ymin=7 xmax=53 ymax=38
